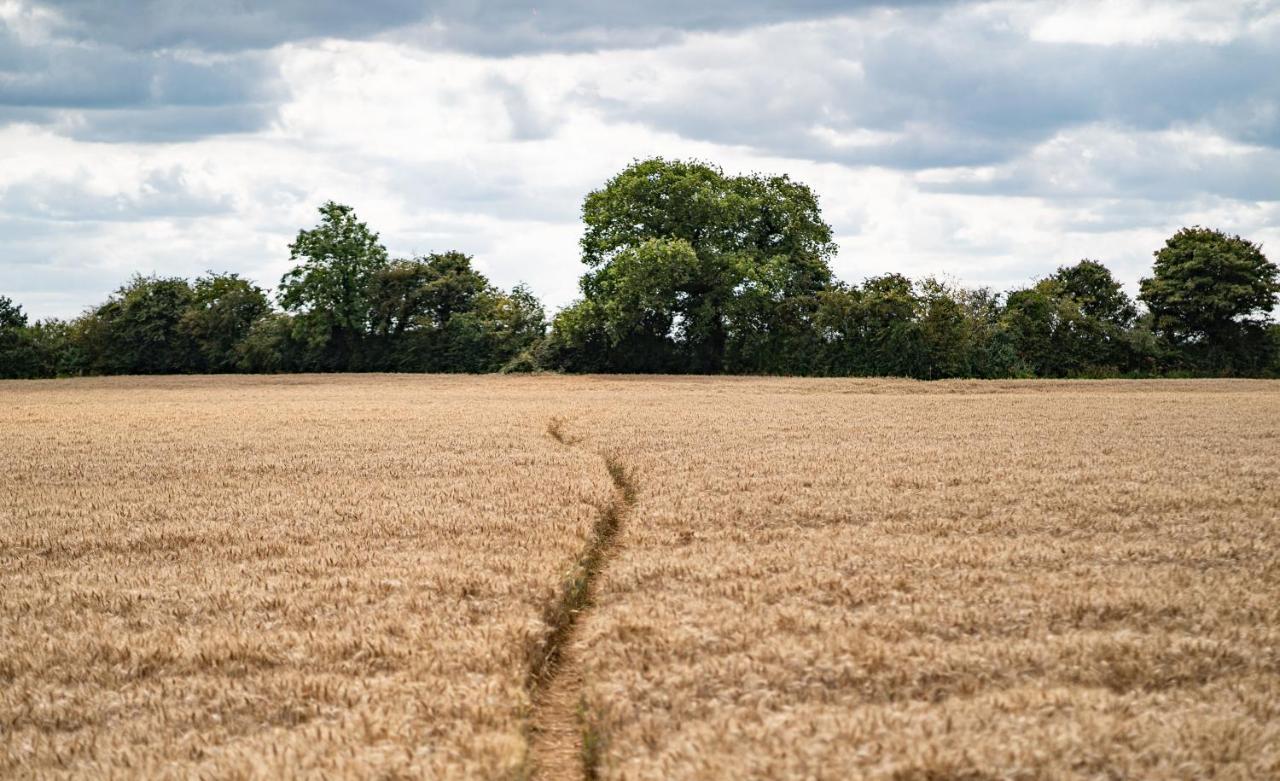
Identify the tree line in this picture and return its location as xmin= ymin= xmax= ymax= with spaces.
xmin=3 ymin=158 xmax=1278 ymax=380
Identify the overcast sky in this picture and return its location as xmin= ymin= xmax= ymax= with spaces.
xmin=2 ymin=0 xmax=1278 ymax=319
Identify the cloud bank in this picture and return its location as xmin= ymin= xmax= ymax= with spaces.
xmin=2 ymin=0 xmax=1278 ymax=318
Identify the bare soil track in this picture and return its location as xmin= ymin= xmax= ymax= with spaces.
xmin=527 ymin=418 xmax=637 ymax=780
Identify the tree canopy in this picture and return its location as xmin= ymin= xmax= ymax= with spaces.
xmin=279 ymin=201 xmax=389 ymax=366
xmin=2 ymin=169 xmax=1278 ymax=380
xmin=0 ymin=296 xmax=38 ymax=379
xmin=184 ymin=274 xmax=272 ymax=372
xmin=1139 ymin=227 xmax=1279 ymax=371
xmin=559 ymin=158 xmax=836 ymax=372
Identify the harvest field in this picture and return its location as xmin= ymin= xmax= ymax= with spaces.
xmin=0 ymin=376 xmax=614 ymax=778
xmin=2 ymin=375 xmax=1278 ymax=779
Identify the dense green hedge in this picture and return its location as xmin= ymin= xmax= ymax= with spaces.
xmin=3 ymin=160 xmax=1278 ymax=380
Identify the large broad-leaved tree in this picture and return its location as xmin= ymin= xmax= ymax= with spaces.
xmin=1139 ymin=227 xmax=1279 ymax=371
xmin=559 ymin=158 xmax=836 ymax=373
xmin=278 ymin=201 xmax=388 ymax=364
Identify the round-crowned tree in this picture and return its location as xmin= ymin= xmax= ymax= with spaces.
xmin=278 ymin=201 xmax=388 ymax=366
xmin=573 ymin=158 xmax=836 ymax=373
xmin=1139 ymin=227 xmax=1279 ymax=369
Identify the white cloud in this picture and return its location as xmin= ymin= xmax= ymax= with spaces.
xmin=3 ymin=1 xmax=1279 ymax=321
xmin=0 ymin=0 xmax=61 ymax=43
xmin=1024 ymin=0 xmax=1280 ymax=46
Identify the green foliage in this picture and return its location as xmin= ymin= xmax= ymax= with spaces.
xmin=724 ymin=254 xmax=828 ymax=374
xmin=1268 ymin=324 xmax=1280 ymax=377
xmin=579 ymin=238 xmax=698 ymax=372
xmin=499 ymin=347 xmax=543 ymax=374
xmin=1002 ymin=285 xmax=1070 ymax=376
xmin=541 ymin=300 xmax=617 ymax=373
xmin=915 ymin=279 xmax=977 ymax=379
xmin=813 ymin=276 xmax=1015 ymax=379
xmin=537 ymin=163 xmax=1275 ymax=379
xmin=233 ymin=313 xmax=307 ymax=373
xmin=369 ymin=252 xmax=490 ymax=337
xmin=1139 ymin=227 xmax=1280 ymax=372
xmin=432 ymin=287 xmax=545 ymax=373
xmin=183 ymin=273 xmax=271 ymax=372
xmin=574 ymin=158 xmax=835 ymax=372
xmin=0 ymin=296 xmax=40 ymax=379
xmin=1002 ymin=260 xmax=1139 ymax=377
xmin=955 ymin=286 xmax=1019 ymax=379
xmin=1053 ymin=259 xmax=1137 ymax=327
xmin=0 ymin=295 xmax=27 ymax=333
xmin=366 ymin=252 xmax=545 ymax=372
xmin=4 ymin=185 xmax=1278 ymax=381
xmin=816 ymin=275 xmax=921 ymax=376
xmin=278 ymin=201 xmax=388 ymax=366
xmin=84 ymin=275 xmax=199 ymax=374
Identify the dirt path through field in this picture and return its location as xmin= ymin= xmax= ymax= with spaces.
xmin=527 ymin=418 xmax=637 ymax=780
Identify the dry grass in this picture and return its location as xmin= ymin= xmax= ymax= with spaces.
xmin=561 ymin=378 xmax=1280 ymax=779
xmin=3 ymin=375 xmax=1278 ymax=779
xmin=0 ymin=375 xmax=612 ymax=778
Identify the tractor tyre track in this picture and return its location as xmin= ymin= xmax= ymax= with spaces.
xmin=526 ymin=418 xmax=636 ymax=780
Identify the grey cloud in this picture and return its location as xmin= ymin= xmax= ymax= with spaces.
xmin=32 ymin=0 xmax=430 ymax=53
xmin=1 ymin=19 xmax=283 ymax=107
xmin=490 ymin=77 xmax=559 ymax=141
xmin=573 ymin=9 xmax=1279 ymax=173
xmin=855 ymin=30 xmax=1277 ymax=148
xmin=384 ymin=158 xmax=580 ymax=224
xmin=1056 ymin=200 xmax=1211 ymax=235
xmin=0 ymin=102 xmax=275 ymax=140
xmin=401 ymin=1 xmax=947 ymax=55
xmin=54 ymin=103 xmax=280 ymax=142
xmin=0 ymin=216 xmax=127 ymax=317
xmin=33 ymin=1 xmax=944 ymax=55
xmin=916 ymin=126 xmax=1280 ymax=203
xmin=8 ymin=0 xmax=1276 ymax=160
xmin=4 ymin=0 xmax=922 ymax=142
xmin=0 ymin=32 xmax=146 ymax=108
xmin=0 ymin=20 xmax=285 ymax=139
xmin=0 ymin=167 xmax=235 ymax=222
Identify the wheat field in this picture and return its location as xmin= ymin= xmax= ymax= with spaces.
xmin=0 ymin=376 xmax=614 ymax=778
xmin=2 ymin=375 xmax=1278 ymax=779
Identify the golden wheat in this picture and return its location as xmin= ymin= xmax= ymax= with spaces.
xmin=3 ymin=375 xmax=1277 ymax=779
xmin=562 ymin=378 xmax=1280 ymax=779
xmin=0 ymin=375 xmax=612 ymax=778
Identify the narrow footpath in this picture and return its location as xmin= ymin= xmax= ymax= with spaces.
xmin=526 ymin=418 xmax=637 ymax=780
